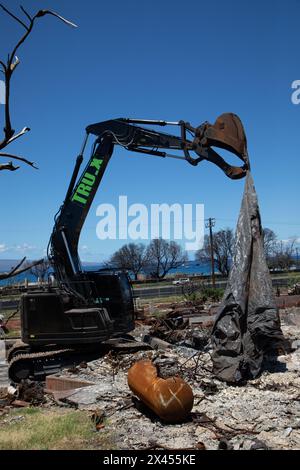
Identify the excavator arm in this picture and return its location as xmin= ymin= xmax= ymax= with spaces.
xmin=49 ymin=113 xmax=249 ymax=288
xmin=87 ymin=112 xmax=249 ymax=179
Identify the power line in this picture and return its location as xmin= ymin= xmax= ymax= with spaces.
xmin=216 ymin=217 xmax=300 ymax=226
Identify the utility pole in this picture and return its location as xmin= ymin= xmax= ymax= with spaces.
xmin=296 ymin=247 xmax=299 ymax=268
xmin=205 ymin=218 xmax=216 ymax=287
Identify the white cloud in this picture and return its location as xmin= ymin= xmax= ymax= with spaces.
xmin=14 ymin=243 xmax=37 ymax=253
xmin=0 ymin=244 xmax=8 ymax=253
xmin=0 ymin=243 xmax=42 ymax=258
xmin=281 ymin=237 xmax=300 ymax=245
xmin=78 ymin=245 xmax=106 ymax=262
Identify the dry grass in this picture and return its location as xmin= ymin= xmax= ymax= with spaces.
xmin=0 ymin=407 xmax=115 ymax=450
xmin=140 ymin=295 xmax=184 ymax=305
xmin=3 ymin=329 xmax=20 ymax=338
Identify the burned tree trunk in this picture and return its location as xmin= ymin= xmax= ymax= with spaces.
xmin=0 ymin=258 xmax=43 ymax=281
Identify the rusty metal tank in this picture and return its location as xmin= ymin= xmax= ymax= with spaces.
xmin=128 ymin=360 xmax=194 ymax=423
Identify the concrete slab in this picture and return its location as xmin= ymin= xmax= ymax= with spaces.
xmin=46 ymin=388 xmax=87 ymax=401
xmin=64 ymin=374 xmax=131 ymax=409
xmin=66 ymin=383 xmax=113 ymax=407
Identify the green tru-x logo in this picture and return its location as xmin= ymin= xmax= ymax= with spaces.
xmin=71 ymin=157 xmax=103 ymax=205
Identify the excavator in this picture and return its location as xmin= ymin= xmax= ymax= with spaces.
xmin=7 ymin=113 xmax=249 ymax=382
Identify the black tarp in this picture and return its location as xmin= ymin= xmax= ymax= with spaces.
xmin=211 ymin=172 xmax=285 ymax=383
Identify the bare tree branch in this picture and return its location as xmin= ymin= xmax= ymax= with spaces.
xmin=36 ymin=10 xmax=78 ymax=28
xmin=0 ymin=257 xmax=43 ymax=280
xmin=0 ymin=161 xmax=19 ymax=171
xmin=3 ymin=24 xmax=37 ymax=144
xmin=0 ymin=257 xmax=26 ymax=279
xmin=7 ymin=256 xmax=26 ymax=276
xmin=8 ymin=21 xmax=34 ymax=69
xmin=196 ymin=228 xmax=234 ymax=276
xmin=5 ymin=126 xmax=30 ymax=145
xmin=10 ymin=55 xmax=19 ymax=72
xmin=0 ymin=153 xmax=37 ymax=168
xmin=146 ymin=238 xmax=188 ymax=279
xmin=0 ymin=3 xmax=28 ymax=30
xmin=108 ymin=243 xmax=148 ymax=280
xmin=26 ymin=258 xmax=50 ymax=281
xmin=0 ymin=4 xmax=77 ymax=170
xmin=20 ymin=5 xmax=32 ymax=22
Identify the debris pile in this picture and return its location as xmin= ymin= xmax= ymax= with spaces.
xmin=17 ymin=379 xmax=45 ymax=406
xmin=288 ymin=284 xmax=300 ymax=296
xmin=0 ymin=386 xmax=14 ymax=409
xmin=19 ymin=309 xmax=295 ymax=450
xmin=1 ymin=310 xmax=299 ymax=449
xmin=142 ymin=303 xmax=213 ymax=352
xmin=1 ymin=295 xmax=300 ymax=449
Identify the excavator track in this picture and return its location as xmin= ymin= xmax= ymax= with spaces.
xmin=104 ymin=339 xmax=152 ymax=353
xmin=8 ymin=348 xmax=73 ymax=383
xmin=8 ymin=338 xmax=151 ymax=382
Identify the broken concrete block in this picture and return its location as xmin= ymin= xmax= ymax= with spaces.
xmin=48 ymin=388 xmax=84 ymax=402
xmin=143 ymin=335 xmax=172 ymax=351
xmin=45 ymin=375 xmax=94 ymax=392
xmin=291 ymin=340 xmax=300 ymax=350
xmin=65 ymin=384 xmax=113 ymax=408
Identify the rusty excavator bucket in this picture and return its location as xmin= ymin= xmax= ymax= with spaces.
xmin=184 ymin=112 xmax=249 ymax=179
xmin=205 ymin=113 xmax=248 ymax=161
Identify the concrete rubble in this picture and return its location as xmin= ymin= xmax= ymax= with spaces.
xmin=1 ymin=305 xmax=300 ymax=450
xmin=31 ymin=307 xmax=299 ymax=450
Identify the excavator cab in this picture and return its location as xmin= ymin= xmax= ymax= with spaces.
xmin=19 ymin=270 xmax=134 ymax=347
xmin=86 ymin=269 xmax=135 ymax=335
xmin=20 ymin=288 xmax=114 ymax=346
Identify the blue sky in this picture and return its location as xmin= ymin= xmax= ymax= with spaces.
xmin=0 ymin=0 xmax=299 ymax=262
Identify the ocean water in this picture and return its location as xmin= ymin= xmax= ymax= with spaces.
xmin=0 ymin=260 xmax=213 ymax=286
xmin=169 ymin=260 xmax=213 ymax=276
